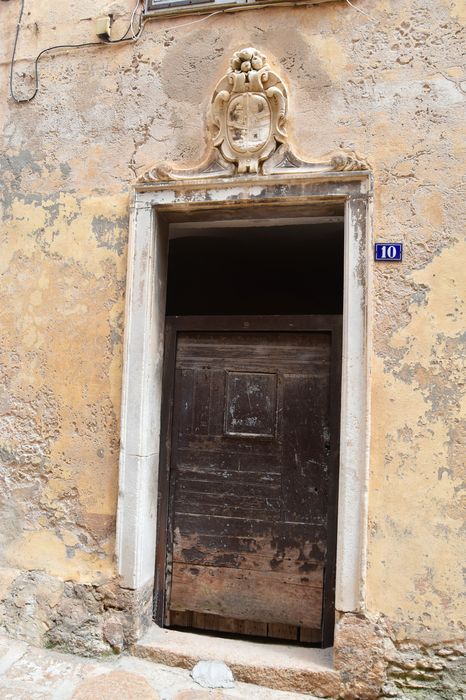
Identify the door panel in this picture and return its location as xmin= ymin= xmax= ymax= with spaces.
xmin=170 ymin=563 xmax=323 ymax=628
xmin=162 ymin=326 xmax=340 ymax=641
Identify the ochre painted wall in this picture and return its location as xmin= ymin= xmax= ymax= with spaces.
xmin=0 ymin=0 xmax=464 ymax=662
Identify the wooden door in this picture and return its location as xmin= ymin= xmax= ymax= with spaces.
xmin=155 ymin=316 xmax=341 ymax=646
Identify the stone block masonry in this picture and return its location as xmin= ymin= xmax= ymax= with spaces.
xmin=0 ymin=570 xmax=153 ymax=656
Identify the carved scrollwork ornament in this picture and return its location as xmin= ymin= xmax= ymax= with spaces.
xmin=209 ymin=47 xmax=288 ymax=174
xmin=139 ymin=47 xmax=370 ymax=184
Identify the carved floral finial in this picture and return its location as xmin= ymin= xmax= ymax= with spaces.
xmin=230 ymin=47 xmax=266 ymax=73
xmin=227 ymin=47 xmax=269 ymax=91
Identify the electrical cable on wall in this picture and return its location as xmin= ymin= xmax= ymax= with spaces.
xmin=8 ymin=0 xmax=233 ymax=103
xmin=345 ymin=0 xmax=375 ymax=21
xmin=9 ymin=0 xmax=146 ymax=103
xmin=8 ymin=0 xmax=371 ymax=103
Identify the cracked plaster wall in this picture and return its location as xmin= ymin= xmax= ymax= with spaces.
xmin=0 ymin=0 xmax=464 ymax=688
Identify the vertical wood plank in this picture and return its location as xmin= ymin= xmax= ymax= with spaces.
xmin=170 ymin=610 xmax=192 ymax=627
xmin=242 ymin=620 xmax=268 ymax=637
xmin=268 ymin=623 xmax=298 ymax=640
xmin=300 ymin=627 xmax=322 ymax=643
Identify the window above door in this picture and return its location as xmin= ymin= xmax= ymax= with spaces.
xmin=144 ymin=0 xmax=337 ymax=18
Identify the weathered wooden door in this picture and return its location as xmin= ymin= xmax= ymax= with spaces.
xmin=156 ymin=317 xmax=341 ymax=646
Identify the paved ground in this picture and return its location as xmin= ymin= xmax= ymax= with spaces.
xmin=0 ymin=634 xmax=317 ymax=699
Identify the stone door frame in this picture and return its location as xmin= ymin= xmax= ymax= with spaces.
xmin=116 ymin=169 xmax=372 ymax=633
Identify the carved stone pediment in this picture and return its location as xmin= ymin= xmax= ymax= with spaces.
xmin=139 ymin=47 xmax=369 ymax=184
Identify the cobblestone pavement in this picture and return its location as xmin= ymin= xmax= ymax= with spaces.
xmin=0 ymin=634 xmax=317 ymax=699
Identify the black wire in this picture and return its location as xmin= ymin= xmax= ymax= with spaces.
xmin=9 ymin=0 xmax=26 ymax=101
xmin=9 ymin=0 xmax=145 ymax=103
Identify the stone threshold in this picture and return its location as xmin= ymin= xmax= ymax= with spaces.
xmin=131 ymin=625 xmax=342 ymax=697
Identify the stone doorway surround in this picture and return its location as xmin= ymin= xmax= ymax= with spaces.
xmin=116 ymin=166 xmax=372 ymax=612
xmin=116 ymin=47 xmax=373 ymax=679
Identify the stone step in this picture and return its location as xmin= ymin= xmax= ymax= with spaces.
xmin=0 ymin=632 xmax=323 ymax=700
xmin=131 ymin=625 xmax=342 ymax=697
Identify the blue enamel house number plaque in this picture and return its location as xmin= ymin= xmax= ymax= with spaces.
xmin=374 ymin=243 xmax=403 ymax=261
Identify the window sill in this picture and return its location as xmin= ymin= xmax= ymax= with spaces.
xmin=143 ymin=0 xmax=337 ymax=19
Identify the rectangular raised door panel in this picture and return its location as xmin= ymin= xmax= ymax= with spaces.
xmin=166 ymin=330 xmax=334 ymax=634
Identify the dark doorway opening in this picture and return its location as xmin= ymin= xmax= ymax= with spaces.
xmin=157 ymin=220 xmax=344 ymax=648
xmin=166 ymin=223 xmax=343 ymax=316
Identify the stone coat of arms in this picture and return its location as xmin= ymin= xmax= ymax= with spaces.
xmin=140 ymin=47 xmax=368 ymax=183
xmin=210 ymin=48 xmax=287 ymax=174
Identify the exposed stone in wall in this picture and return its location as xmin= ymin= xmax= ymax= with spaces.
xmin=0 ymin=569 xmax=63 ymax=646
xmin=333 ymin=613 xmax=465 ymax=700
xmin=382 ymin=639 xmax=466 ymax=699
xmin=0 ymin=569 xmax=153 ymax=656
xmin=334 ymin=613 xmax=392 ymax=699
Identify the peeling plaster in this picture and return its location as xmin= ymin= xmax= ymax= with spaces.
xmin=0 ymin=0 xmax=465 ymax=686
